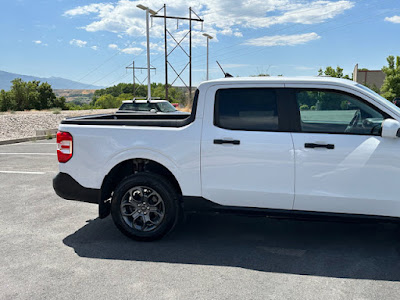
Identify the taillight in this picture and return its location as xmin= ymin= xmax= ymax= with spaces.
xmin=57 ymin=131 xmax=73 ymax=163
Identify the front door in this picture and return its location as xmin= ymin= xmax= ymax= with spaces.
xmin=291 ymin=88 xmax=400 ymax=217
xmin=201 ymin=85 xmax=295 ymax=210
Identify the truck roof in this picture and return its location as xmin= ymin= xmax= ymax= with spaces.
xmin=199 ymin=76 xmax=359 ymax=88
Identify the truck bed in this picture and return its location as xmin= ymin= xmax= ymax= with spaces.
xmin=61 ymin=111 xmax=193 ymax=127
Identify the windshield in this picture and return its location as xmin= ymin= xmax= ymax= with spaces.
xmin=119 ymin=102 xmax=158 ymax=111
xmin=356 ymin=84 xmax=400 ymax=115
xmin=156 ymin=102 xmax=176 ymax=112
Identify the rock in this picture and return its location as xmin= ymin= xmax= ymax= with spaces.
xmin=0 ymin=109 xmax=116 ymax=141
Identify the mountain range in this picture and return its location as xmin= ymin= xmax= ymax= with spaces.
xmin=0 ymin=70 xmax=102 ymax=90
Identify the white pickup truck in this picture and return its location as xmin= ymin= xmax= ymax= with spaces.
xmin=53 ymin=77 xmax=400 ymax=241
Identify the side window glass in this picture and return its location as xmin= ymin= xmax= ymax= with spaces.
xmin=215 ymin=88 xmax=278 ymax=131
xmin=296 ymin=90 xmax=385 ymax=135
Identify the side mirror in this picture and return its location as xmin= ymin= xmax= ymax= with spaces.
xmin=381 ymin=119 xmax=400 ymax=138
xmin=149 ymin=109 xmax=157 ymax=113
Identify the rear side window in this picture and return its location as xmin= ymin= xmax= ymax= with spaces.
xmin=214 ymin=88 xmax=279 ymax=131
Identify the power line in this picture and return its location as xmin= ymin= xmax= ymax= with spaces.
xmin=163 ymin=0 xmax=362 ymax=70
xmin=204 ymin=7 xmax=398 ymax=72
xmin=151 ymin=4 xmax=204 ymax=100
xmin=89 ymin=59 xmax=136 ymax=86
xmin=164 ymin=0 xmax=390 ymax=72
xmin=126 ymin=61 xmax=156 ymax=97
xmin=105 ymin=72 xmax=131 ymax=88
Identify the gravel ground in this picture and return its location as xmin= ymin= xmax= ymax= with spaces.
xmin=0 ymin=109 xmax=116 ymax=141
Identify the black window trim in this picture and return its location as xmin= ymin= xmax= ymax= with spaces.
xmin=292 ymin=88 xmax=392 ymax=137
xmin=213 ymin=87 xmax=297 ymax=133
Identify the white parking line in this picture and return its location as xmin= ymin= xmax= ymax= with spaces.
xmin=0 ymin=153 xmax=56 ymax=155
xmin=0 ymin=171 xmax=46 ymax=175
xmin=0 ymin=143 xmax=56 ymax=145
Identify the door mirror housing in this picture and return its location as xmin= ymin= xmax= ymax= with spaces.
xmin=381 ymin=119 xmax=400 ymax=138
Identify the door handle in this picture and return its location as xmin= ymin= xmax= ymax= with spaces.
xmin=214 ymin=139 xmax=240 ymax=145
xmin=304 ymin=143 xmax=334 ymax=149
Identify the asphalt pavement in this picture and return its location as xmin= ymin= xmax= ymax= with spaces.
xmin=1 ymin=140 xmax=400 ymax=299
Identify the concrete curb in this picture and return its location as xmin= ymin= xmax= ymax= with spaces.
xmin=0 ymin=135 xmax=56 ymax=145
xmin=35 ymin=129 xmax=58 ymax=136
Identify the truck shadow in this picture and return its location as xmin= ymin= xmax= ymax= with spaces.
xmin=63 ymin=213 xmax=400 ymax=281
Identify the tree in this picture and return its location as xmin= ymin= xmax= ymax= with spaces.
xmin=0 ymin=78 xmax=61 ymax=111
xmin=95 ymin=94 xmax=120 ymax=108
xmin=318 ymin=66 xmax=351 ymax=79
xmin=251 ymin=73 xmax=270 ymax=77
xmin=0 ymin=89 xmax=15 ymax=111
xmin=91 ymin=83 xmax=186 ymax=106
xmin=10 ymin=78 xmax=28 ymax=110
xmin=54 ymin=96 xmax=67 ymax=110
xmin=26 ymin=81 xmax=40 ymax=110
xmin=381 ymin=55 xmax=400 ymax=100
xmin=38 ymin=82 xmax=56 ymax=109
xmin=117 ymin=93 xmax=134 ymax=101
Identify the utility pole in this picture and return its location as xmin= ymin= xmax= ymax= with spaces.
xmin=126 ymin=61 xmax=156 ymax=98
xmin=202 ymin=33 xmax=213 ymax=81
xmin=137 ymin=4 xmax=157 ymax=100
xmin=145 ymin=7 xmax=151 ymax=99
xmin=189 ymin=7 xmax=192 ymax=100
xmin=132 ymin=61 xmax=135 ymax=96
xmin=151 ymin=5 xmax=203 ymax=103
xmin=164 ymin=4 xmax=168 ymax=101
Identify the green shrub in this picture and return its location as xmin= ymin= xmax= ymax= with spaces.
xmin=52 ymin=108 xmax=61 ymax=114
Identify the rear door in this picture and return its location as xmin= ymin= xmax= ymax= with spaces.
xmin=200 ymin=84 xmax=295 ymax=210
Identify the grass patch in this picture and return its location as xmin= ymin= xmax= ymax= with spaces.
xmin=52 ymin=108 xmax=62 ymax=114
xmin=46 ymin=132 xmax=53 ymax=140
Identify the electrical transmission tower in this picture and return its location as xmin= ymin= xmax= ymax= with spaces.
xmin=126 ymin=61 xmax=156 ymax=98
xmin=152 ymin=4 xmax=203 ymax=102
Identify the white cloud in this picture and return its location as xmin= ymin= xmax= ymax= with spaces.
xmin=385 ymin=15 xmax=400 ymax=24
xmin=244 ymin=32 xmax=320 ymax=47
xmin=69 ymin=39 xmax=87 ymax=47
xmin=121 ymin=47 xmax=143 ymax=54
xmin=140 ymin=41 xmax=163 ymax=52
xmin=108 ymin=43 xmax=119 ymax=49
xmin=91 ymin=46 xmax=99 ymax=50
xmin=63 ymin=0 xmax=354 ymax=44
xmin=63 ymin=3 xmax=114 ymax=17
xmin=33 ymin=40 xmax=48 ymax=46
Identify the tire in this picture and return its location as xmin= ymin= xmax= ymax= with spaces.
xmin=111 ymin=173 xmax=181 ymax=241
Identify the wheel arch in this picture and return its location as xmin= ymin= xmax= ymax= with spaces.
xmin=99 ymin=158 xmax=182 ymax=219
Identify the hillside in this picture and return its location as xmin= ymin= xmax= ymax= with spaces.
xmin=54 ymin=89 xmax=95 ymax=104
xmin=0 ymin=70 xmax=102 ymax=90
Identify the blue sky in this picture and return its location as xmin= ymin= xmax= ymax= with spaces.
xmin=1 ymin=0 xmax=399 ymax=88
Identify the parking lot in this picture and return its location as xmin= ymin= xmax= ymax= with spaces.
xmin=1 ymin=140 xmax=400 ymax=299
